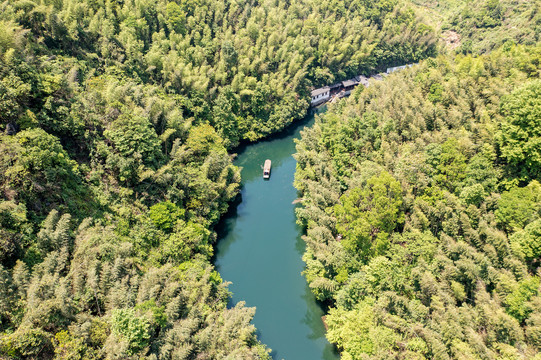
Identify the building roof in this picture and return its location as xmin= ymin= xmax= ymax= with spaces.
xmin=329 ymin=83 xmax=342 ymax=89
xmin=342 ymin=78 xmax=359 ymax=87
xmin=386 ymin=63 xmax=417 ymax=74
xmin=311 ymin=87 xmax=330 ymax=97
xmin=356 ymin=75 xmax=370 ymax=87
xmin=386 ymin=65 xmax=407 ymax=74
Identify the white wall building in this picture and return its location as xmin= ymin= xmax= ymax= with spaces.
xmin=310 ymin=86 xmax=330 ymax=106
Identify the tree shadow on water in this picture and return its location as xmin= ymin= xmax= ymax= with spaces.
xmin=212 ymin=192 xmax=243 ymax=264
xmin=301 ymin=284 xmax=340 ymax=359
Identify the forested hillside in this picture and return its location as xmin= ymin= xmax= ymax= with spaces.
xmin=0 ymin=0 xmax=441 ymax=357
xmin=294 ymin=45 xmax=541 ymax=358
xmin=0 ymin=0 xmax=437 ymax=147
xmin=2 ymin=0 xmax=539 ymax=357
xmin=412 ymin=0 xmax=540 ymax=54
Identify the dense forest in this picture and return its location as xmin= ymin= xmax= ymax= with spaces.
xmin=294 ymin=45 xmax=541 ymax=358
xmin=0 ymin=0 xmax=441 ymax=358
xmin=411 ymin=0 xmax=540 ymax=54
xmin=0 ymin=0 xmax=539 ymax=357
xmin=0 ymin=0 xmax=437 ymax=147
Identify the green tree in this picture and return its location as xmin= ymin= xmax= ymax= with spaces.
xmin=53 ymin=330 xmax=98 ymax=360
xmin=497 ymin=80 xmax=541 ymax=180
xmin=433 ymin=138 xmax=467 ymax=193
xmin=185 ymin=123 xmax=225 ymax=160
xmin=161 ymin=221 xmax=212 ymax=262
xmin=495 ymin=181 xmax=541 ymax=232
xmin=37 ymin=209 xmax=72 ymax=253
xmin=0 ymin=128 xmax=84 ymax=216
xmin=110 ymin=308 xmax=150 ymax=355
xmin=326 ymin=301 xmax=377 ymax=358
xmin=506 ymin=276 xmax=540 ymax=323
xmin=149 ymin=201 xmax=184 ymax=233
xmin=510 ymin=219 xmax=541 ymax=270
xmin=166 ymin=2 xmax=186 ymax=34
xmin=334 ymin=171 xmax=404 ymax=261
xmin=104 ymin=114 xmax=161 ymax=167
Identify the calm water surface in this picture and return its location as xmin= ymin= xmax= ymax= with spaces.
xmin=215 ymin=108 xmax=338 ymax=360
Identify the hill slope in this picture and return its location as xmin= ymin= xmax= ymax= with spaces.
xmin=294 ymin=45 xmax=541 ymax=359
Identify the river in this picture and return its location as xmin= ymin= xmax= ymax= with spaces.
xmin=214 ymin=107 xmax=339 ymax=360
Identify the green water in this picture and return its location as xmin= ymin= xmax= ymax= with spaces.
xmin=215 ymin=108 xmax=339 ymax=360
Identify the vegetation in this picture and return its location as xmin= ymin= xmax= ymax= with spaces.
xmin=412 ymin=0 xmax=541 ymax=54
xmin=295 ymin=45 xmax=541 ymax=358
xmin=0 ymin=0 xmax=442 ymax=357
xmin=0 ymin=0 xmax=438 ymax=148
xmin=1 ymin=0 xmax=539 ymax=357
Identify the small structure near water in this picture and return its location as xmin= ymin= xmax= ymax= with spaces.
xmin=5 ymin=123 xmax=18 ymax=136
xmin=263 ymin=159 xmax=271 ymax=179
xmin=310 ymin=73 xmax=375 ymax=107
xmin=310 ymin=87 xmax=330 ymax=106
xmin=386 ymin=63 xmax=417 ymax=74
xmin=310 ymin=64 xmax=416 ymax=107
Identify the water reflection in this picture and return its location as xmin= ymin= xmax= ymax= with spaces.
xmin=214 ymin=108 xmax=337 ymax=360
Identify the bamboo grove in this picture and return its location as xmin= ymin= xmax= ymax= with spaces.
xmin=294 ymin=45 xmax=541 ymax=359
xmin=0 ymin=0 xmax=540 ymax=358
xmin=0 ymin=0 xmax=434 ymax=357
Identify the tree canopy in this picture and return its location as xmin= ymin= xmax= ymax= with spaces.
xmin=295 ymin=44 xmax=541 ymax=359
xmin=0 ymin=0 xmax=539 ymax=357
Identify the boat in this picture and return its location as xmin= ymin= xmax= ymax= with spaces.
xmin=263 ymin=159 xmax=271 ymax=179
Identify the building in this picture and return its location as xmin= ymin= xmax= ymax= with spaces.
xmin=341 ymin=78 xmax=360 ymax=96
xmin=310 ymin=86 xmax=330 ymax=106
xmin=5 ymin=123 xmax=17 ymax=135
xmin=310 ymin=72 xmax=385 ymax=106
xmin=386 ymin=63 xmax=416 ymax=74
xmin=342 ymin=78 xmax=359 ymax=90
xmin=329 ymin=83 xmax=342 ymax=95
xmin=356 ymin=75 xmax=370 ymax=87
